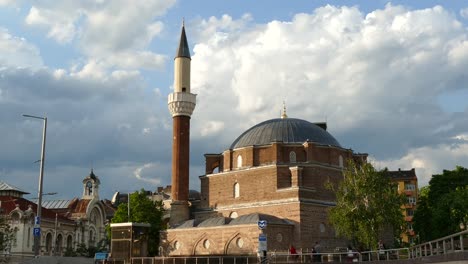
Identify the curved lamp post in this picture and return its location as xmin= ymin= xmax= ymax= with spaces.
xmin=23 ymin=114 xmax=47 ymax=257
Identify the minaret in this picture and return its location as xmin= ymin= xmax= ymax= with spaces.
xmin=167 ymin=23 xmax=196 ymax=227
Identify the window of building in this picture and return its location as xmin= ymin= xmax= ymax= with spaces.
xmin=407 ymin=223 xmax=413 ymax=230
xmin=229 ymin=212 xmax=238 ymax=218
xmin=234 ymin=182 xmax=240 ymax=198
xmin=339 ymin=155 xmax=344 ymax=167
xmin=289 ymin=151 xmax=296 ymax=163
xmin=404 ymin=182 xmax=416 ymax=191
xmin=319 ymin=223 xmax=326 ymax=233
xmin=406 ymin=209 xmax=414 ymax=216
xmin=174 ymin=241 xmax=180 ymax=250
xmin=237 ymin=155 xmax=243 ymax=168
xmin=203 ymin=239 xmax=210 ymax=249
xmin=27 ymin=227 xmax=30 ymax=247
xmin=236 ymin=237 xmax=244 ymax=248
xmin=407 ymin=196 xmax=417 ymax=205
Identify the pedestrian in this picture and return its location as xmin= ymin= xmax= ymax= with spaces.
xmin=289 ymin=244 xmax=298 ymax=262
xmin=310 ymin=246 xmax=317 ymax=262
xmin=347 ymin=245 xmax=354 ymax=262
xmin=378 ymin=240 xmax=385 ymax=260
xmin=314 ymin=241 xmax=321 ymax=262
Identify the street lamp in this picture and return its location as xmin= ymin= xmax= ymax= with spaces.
xmin=23 ymin=114 xmax=47 ymax=257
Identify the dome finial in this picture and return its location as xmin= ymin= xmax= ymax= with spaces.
xmin=281 ymin=101 xmax=288 ymax=119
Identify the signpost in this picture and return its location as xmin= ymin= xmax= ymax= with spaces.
xmin=33 ymin=227 xmax=41 ymax=237
xmin=258 ymin=220 xmax=267 ymax=230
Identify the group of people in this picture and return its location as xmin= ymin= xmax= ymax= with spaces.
xmin=288 ymin=240 xmax=386 ymax=262
xmin=289 ymin=241 xmax=321 ymax=262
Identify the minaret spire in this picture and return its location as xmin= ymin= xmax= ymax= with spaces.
xmin=175 ymin=22 xmax=191 ymax=59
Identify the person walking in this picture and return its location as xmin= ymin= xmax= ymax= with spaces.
xmin=313 ymin=241 xmax=321 ymax=262
xmin=289 ymin=245 xmax=298 ymax=262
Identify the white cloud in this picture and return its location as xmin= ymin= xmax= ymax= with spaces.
xmin=24 ymin=0 xmax=175 ymax=70
xmin=25 ymin=6 xmax=79 ymax=43
xmin=190 ymin=5 xmax=468 ymax=178
xmin=460 ymin=8 xmax=468 ymax=19
xmin=0 ymin=27 xmax=43 ymax=69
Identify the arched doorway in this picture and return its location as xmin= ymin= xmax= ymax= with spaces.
xmin=56 ymin=234 xmax=63 ymax=255
xmin=45 ymin=233 xmax=53 ymax=255
xmin=66 ymin=235 xmax=73 ymax=250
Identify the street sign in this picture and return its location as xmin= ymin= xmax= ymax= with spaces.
xmin=258 ymin=234 xmax=267 ymax=251
xmin=258 ymin=220 xmax=267 ymax=229
xmin=33 ymin=227 xmax=41 ymax=237
xmin=34 ymin=216 xmax=40 ymax=225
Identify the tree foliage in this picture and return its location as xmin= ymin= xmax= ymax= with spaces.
xmin=327 ymin=160 xmax=405 ymax=250
xmin=111 ymin=189 xmax=165 ymax=256
xmin=0 ymin=215 xmax=18 ymax=254
xmin=413 ymin=166 xmax=468 ymax=242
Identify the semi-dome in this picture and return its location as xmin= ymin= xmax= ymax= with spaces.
xmin=230 ymin=118 xmax=341 ymax=149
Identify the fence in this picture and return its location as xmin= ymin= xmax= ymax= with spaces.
xmin=409 ymin=229 xmax=468 ymax=258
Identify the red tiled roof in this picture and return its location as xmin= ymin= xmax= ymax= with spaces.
xmin=0 ymin=196 xmax=73 ymax=223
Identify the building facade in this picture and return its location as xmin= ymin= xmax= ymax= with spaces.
xmin=388 ymin=168 xmax=418 ymax=244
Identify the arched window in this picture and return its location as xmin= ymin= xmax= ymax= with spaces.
xmin=234 ymin=182 xmax=240 ymax=198
xmin=339 ymin=155 xmax=344 ymax=168
xmin=289 ymin=151 xmax=296 ymax=163
xmin=237 ymin=155 xmax=243 ymax=168
xmin=229 ymin=212 xmax=238 ymax=218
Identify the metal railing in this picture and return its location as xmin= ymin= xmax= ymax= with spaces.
xmin=130 ymin=249 xmax=410 ymax=264
xmin=131 ymin=255 xmax=258 ymax=264
xmin=409 ymin=229 xmax=468 ymax=258
xmin=123 ymin=231 xmax=467 ymax=264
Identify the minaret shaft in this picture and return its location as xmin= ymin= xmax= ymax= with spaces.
xmin=171 ymin=115 xmax=190 ymax=201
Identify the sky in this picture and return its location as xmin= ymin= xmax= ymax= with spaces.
xmin=1 ymin=0 xmax=468 ymax=201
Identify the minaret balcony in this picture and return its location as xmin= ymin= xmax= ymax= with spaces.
xmin=168 ymin=92 xmax=196 ymax=117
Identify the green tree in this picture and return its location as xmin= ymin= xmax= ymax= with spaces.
xmin=0 ymin=214 xmax=18 ymax=254
xmin=412 ymin=186 xmax=432 ymax=242
xmin=413 ymin=166 xmax=468 ymax=242
xmin=111 ymin=189 xmax=165 ymax=256
xmin=327 ymin=160 xmax=406 ymax=250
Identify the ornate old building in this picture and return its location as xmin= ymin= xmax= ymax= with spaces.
xmin=160 ymin=25 xmax=368 ymax=256
xmin=0 ymin=170 xmax=113 ymax=256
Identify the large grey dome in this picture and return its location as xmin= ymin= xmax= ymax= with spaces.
xmin=230 ymin=118 xmax=341 ymax=149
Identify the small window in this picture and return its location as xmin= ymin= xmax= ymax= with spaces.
xmin=237 ymin=155 xmax=243 ymax=168
xmin=289 ymin=151 xmax=296 ymax=163
xmin=404 ymin=182 xmax=416 ymax=190
xmin=229 ymin=212 xmax=238 ymax=218
xmin=203 ymin=239 xmax=210 ymax=249
xmin=234 ymin=182 xmax=240 ymax=198
xmin=407 ymin=197 xmax=417 ymax=205
xmin=339 ymin=155 xmax=343 ymax=167
xmin=182 ymin=87 xmax=186 ymax=92
xmin=406 ymin=209 xmax=414 ymax=216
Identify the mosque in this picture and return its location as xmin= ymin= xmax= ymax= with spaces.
xmin=159 ymin=25 xmax=368 ymax=256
